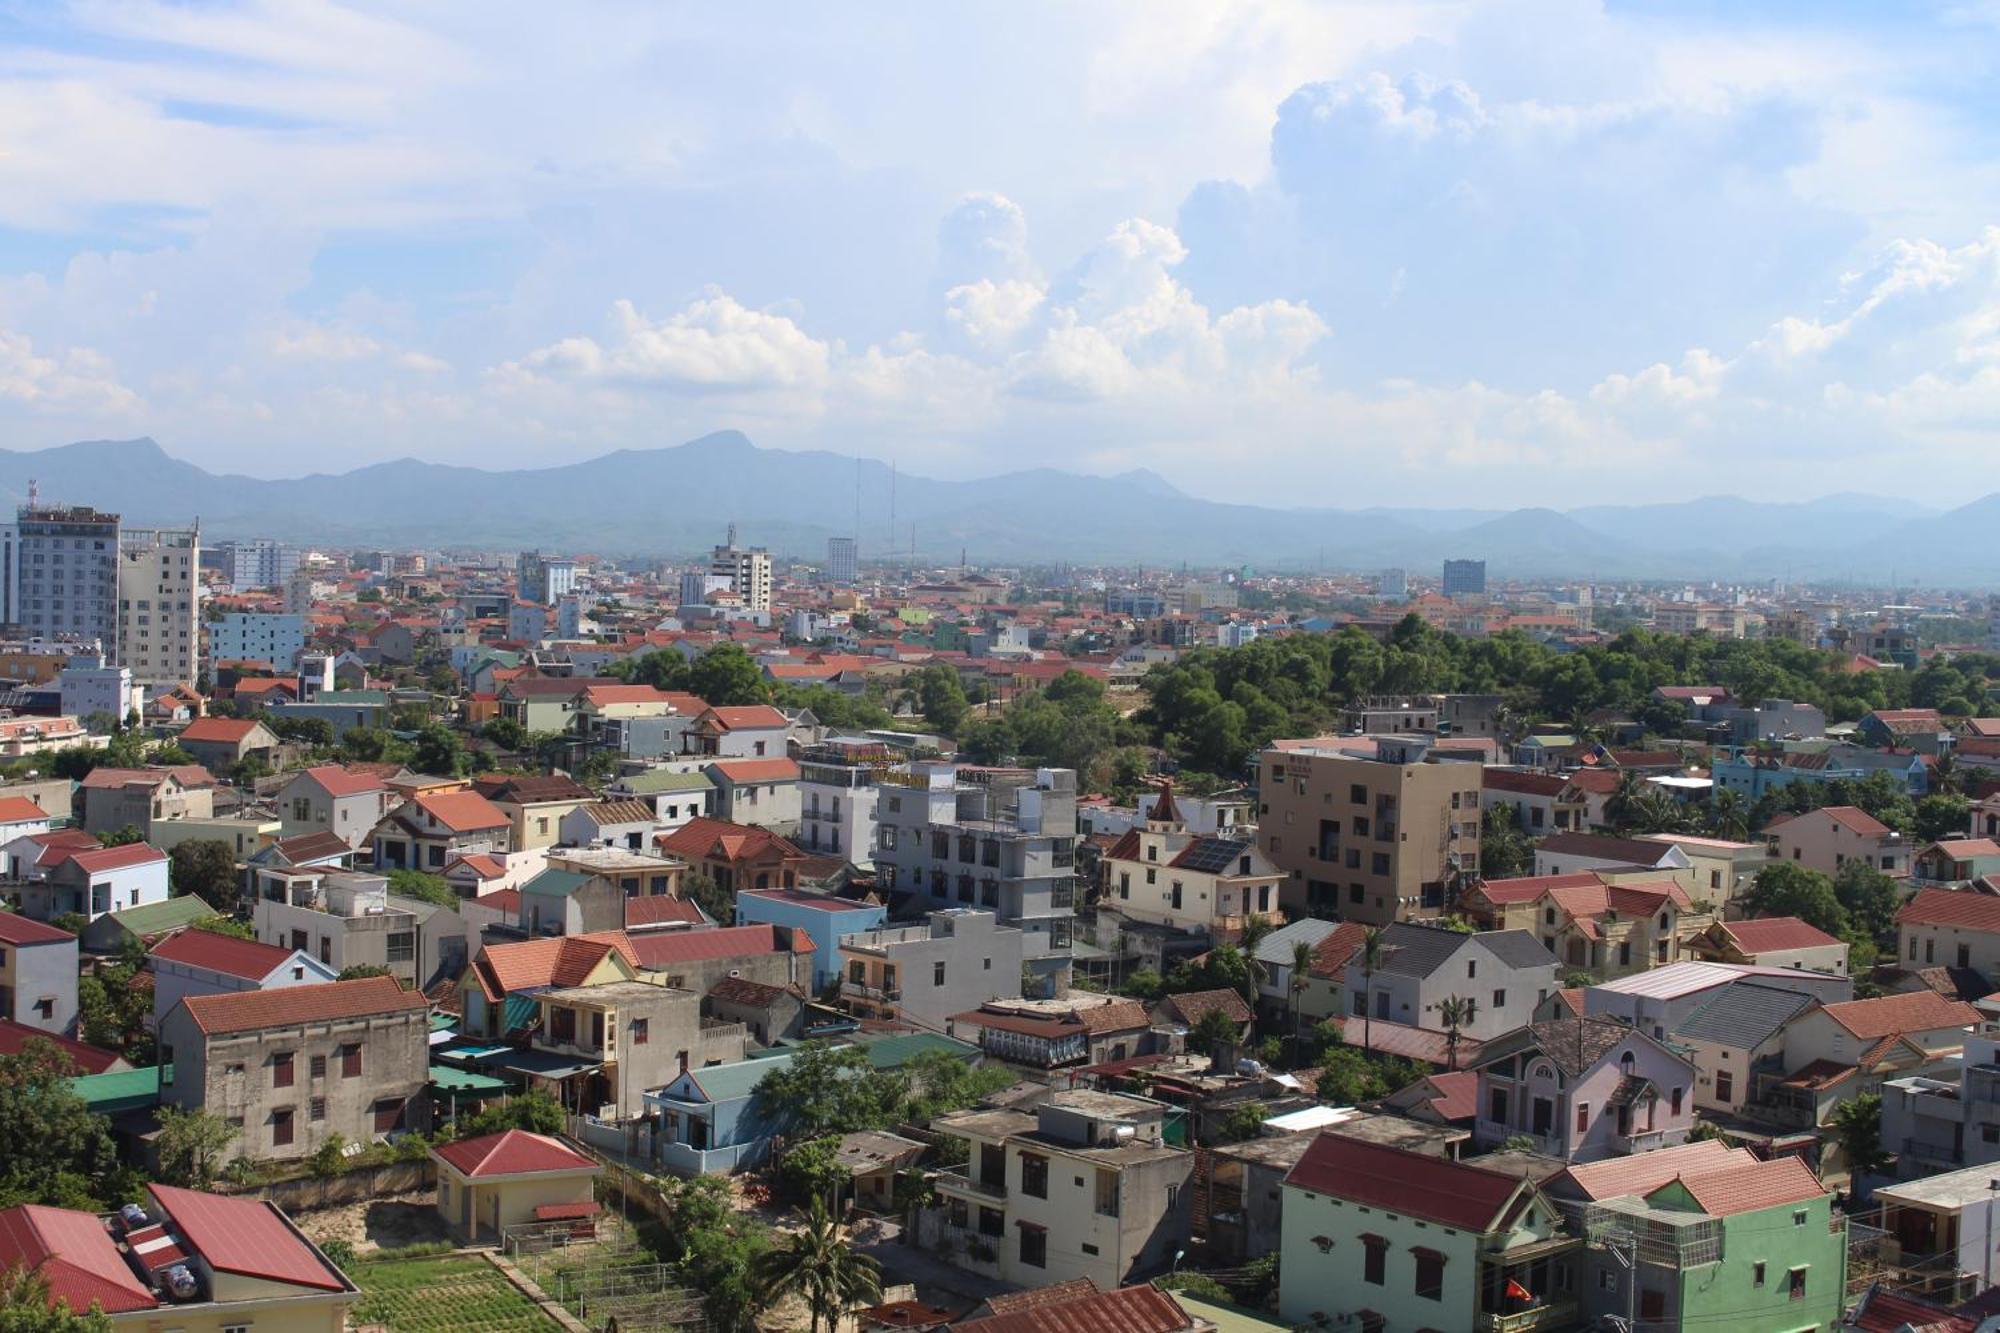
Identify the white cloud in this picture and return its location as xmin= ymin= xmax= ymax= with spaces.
xmin=0 ymin=329 xmax=140 ymax=416
xmin=514 ymin=294 xmax=831 ymax=391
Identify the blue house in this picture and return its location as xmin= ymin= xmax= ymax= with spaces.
xmin=734 ymin=888 xmax=885 ymax=992
xmin=1712 ymin=744 xmax=1928 ymax=801
xmin=645 ymin=1032 xmax=976 ymax=1176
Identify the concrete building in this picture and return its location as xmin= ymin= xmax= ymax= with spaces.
xmin=1343 ymin=922 xmax=1560 ymax=1041
xmin=1099 ymin=784 xmax=1282 ymax=941
xmin=432 ymin=1129 xmax=601 ymax=1245
xmin=1279 ymin=1134 xmax=1577 ymax=1333
xmin=117 ymin=524 xmax=201 ymax=690
xmin=12 ymin=840 xmax=170 ymax=922
xmin=273 ymin=765 xmax=398 ymax=851
xmin=147 ymin=929 xmax=337 ymax=1030
xmin=174 ymin=716 xmax=280 ymax=774
xmin=57 ymin=654 xmax=133 ymax=725
xmin=838 ymin=908 xmax=1023 ymax=1031
xmin=1687 ymin=917 xmax=1848 ymax=975
xmin=1897 ymin=888 xmax=2000 ymax=976
xmin=798 ymin=741 xmax=887 ymax=867
xmin=1257 ymin=737 xmax=1482 ymax=924
xmin=1469 ymin=1016 xmax=1697 ymax=1162
xmin=872 ymin=764 xmax=1080 ymax=993
xmin=1763 ymin=804 xmax=1912 ymax=879
xmin=931 ymin=1090 xmax=1193 ymax=1292
xmin=157 ymin=974 xmax=431 ymax=1161
xmin=710 ymin=529 xmax=772 ymax=612
xmin=77 ymin=766 xmax=214 ymax=838
xmin=252 ymin=869 xmax=467 ymax=990
xmin=208 ymin=613 xmax=306 ymax=671
xmin=13 ymin=504 xmax=120 ymax=652
xmin=514 ymin=551 xmax=578 ymax=605
xmin=533 ymin=978 xmax=745 ymax=1117
xmin=1442 ymin=557 xmax=1487 ymax=597
xmin=704 ymin=757 xmax=802 ymax=835
xmin=517 ymin=847 xmax=690 ymax=937
xmin=1872 ymin=1160 xmax=2000 ymax=1295
xmin=370 ymin=789 xmax=513 ymax=872
xmin=217 ymin=537 xmax=301 ymax=591
xmin=736 ymin=888 xmax=886 ymax=992
xmin=0 ymin=912 xmax=79 ymax=1036
xmin=827 ymin=536 xmax=857 ymax=584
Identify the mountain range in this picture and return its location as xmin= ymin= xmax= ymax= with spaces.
xmin=0 ymin=434 xmax=1990 ymax=584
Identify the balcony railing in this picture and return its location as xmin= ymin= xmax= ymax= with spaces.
xmin=1477 ymin=1300 xmax=1577 ymax=1333
xmin=845 ymin=982 xmax=901 ymax=1001
xmin=936 ymin=1171 xmax=1006 ymax=1201
xmin=1618 ymin=1129 xmax=1670 ymax=1154
xmin=1902 ymin=1136 xmax=1963 ymax=1169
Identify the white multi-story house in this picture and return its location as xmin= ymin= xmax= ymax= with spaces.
xmin=208 ymin=612 xmax=307 ymax=671
xmin=798 ymin=741 xmax=885 ymax=867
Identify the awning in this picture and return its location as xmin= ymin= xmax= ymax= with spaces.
xmin=481 ymin=1048 xmax=601 ymax=1079
xmin=1014 ymin=1219 xmax=1046 ymax=1232
xmin=533 ymin=1201 xmax=602 ymax=1221
xmin=436 ymin=1043 xmax=511 ymax=1063
xmin=429 ymin=1064 xmax=514 ymax=1093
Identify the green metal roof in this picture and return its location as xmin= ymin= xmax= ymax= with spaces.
xmin=297 ymin=690 xmax=391 ymax=705
xmin=683 ymin=1051 xmax=797 ymax=1103
xmin=521 ymin=867 xmax=596 ymax=898
xmin=429 ymin=1063 xmax=515 ymax=1093
xmin=853 ymin=1032 xmax=979 ymax=1069
xmin=70 ymin=1064 xmax=167 ymax=1115
xmin=615 ymin=770 xmax=714 ymax=795
xmin=99 ymin=896 xmax=210 ymax=939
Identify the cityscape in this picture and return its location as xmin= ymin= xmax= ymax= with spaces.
xmin=3 ymin=5 xmax=2000 ymax=1333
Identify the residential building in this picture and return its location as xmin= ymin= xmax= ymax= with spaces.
xmin=1468 ymin=1016 xmax=1697 ymax=1162
xmin=1532 ymin=831 xmax=1694 ymax=886
xmin=1872 ymin=1161 xmax=2000 ymax=1298
xmin=157 ymin=974 xmax=431 ymax=1160
xmin=1763 ymin=806 xmax=1913 ymax=879
xmin=117 ymin=524 xmax=200 ymax=690
xmin=687 ymin=703 xmax=793 ymax=758
xmin=1482 ymin=767 xmax=1586 ymax=835
xmin=174 ymin=716 xmax=280 ymax=773
xmin=78 ymin=765 xmax=215 ymax=837
xmin=431 ymin=1129 xmax=601 ymax=1244
xmin=736 ymin=887 xmax=886 ymax=992
xmin=705 ymin=757 xmax=803 ymax=834
xmin=1688 ymin=917 xmax=1849 ymax=974
xmin=57 ymin=654 xmax=133 ymax=725
xmin=253 ymin=869 xmax=467 ymax=989
xmin=1278 ymin=1133 xmax=1577 ymax=1333
xmin=827 ymin=536 xmax=858 ymax=584
xmin=274 ymin=764 xmax=398 ymax=850
xmin=76 ymin=894 xmax=211 ymax=955
xmin=558 ymin=799 xmax=659 ymax=850
xmin=1914 ymin=839 xmax=2000 ymax=887
xmin=948 ymin=995 xmax=1153 ymax=1068
xmin=13 ymin=504 xmax=120 ymax=654
xmin=1098 ymin=784 xmax=1282 ymax=940
xmin=1583 ymin=960 xmax=1847 ymax=1047
xmin=798 ymin=740 xmax=888 ymax=866
xmin=1442 ymin=558 xmax=1487 ymax=597
xmin=1862 ymin=707 xmax=1955 ymax=755
xmin=604 ymin=768 xmax=715 ymax=827
xmin=208 ymin=612 xmax=307 ymax=671
xmin=517 ymin=847 xmax=690 ymax=937
xmin=1897 ymin=888 xmax=2000 ymax=975
xmin=1635 ymin=832 xmax=1765 ymax=904
xmin=931 ymin=1090 xmax=1193 ymax=1292
xmin=266 ymin=689 xmax=392 ymax=739
xmin=1670 ymin=980 xmax=1819 ymax=1115
xmin=12 ymin=840 xmax=170 ymax=922
xmin=514 ymin=551 xmax=578 ymax=605
xmin=1769 ymin=991 xmax=1981 ymax=1130
xmin=710 ymin=530 xmax=772 ymax=612
xmin=1246 ymin=916 xmax=1348 ymax=1021
xmin=147 ymin=929 xmax=336 ymax=1030
xmin=474 ymin=774 xmax=596 ymax=852
xmin=873 ymin=763 xmax=1079 ymax=992
xmin=0 ymin=1184 xmax=356 ymax=1328
xmin=370 ymin=789 xmax=513 ymax=871
xmin=0 ymin=912 xmax=78 ymax=1036
xmin=839 ymin=908 xmax=1023 ymax=1030
xmin=1257 ymin=737 xmax=1481 ymax=924
xmin=528 ymin=978 xmax=745 ymax=1117
xmin=655 ymin=816 xmax=808 ymax=894
xmin=217 ymin=537 xmax=301 ymax=591
xmin=1342 ymin=922 xmax=1559 ymax=1042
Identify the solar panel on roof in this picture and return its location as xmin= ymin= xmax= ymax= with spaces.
xmin=1176 ymin=838 xmax=1245 ymax=874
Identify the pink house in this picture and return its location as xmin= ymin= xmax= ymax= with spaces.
xmin=1468 ymin=1015 xmax=1696 ymax=1163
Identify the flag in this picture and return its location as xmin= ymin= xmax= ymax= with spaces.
xmin=1505 ymin=1279 xmax=1534 ymax=1302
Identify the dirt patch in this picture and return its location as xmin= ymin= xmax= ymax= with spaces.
xmin=290 ymin=1190 xmax=452 ymax=1253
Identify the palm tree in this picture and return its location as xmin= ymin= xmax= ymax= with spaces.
xmin=1237 ymin=914 xmax=1276 ymax=1004
xmin=1606 ymin=770 xmax=1647 ymax=831
xmin=1708 ymin=787 xmax=1750 ymax=842
xmin=1358 ymin=927 xmax=1386 ymax=1056
xmin=753 ymin=1197 xmax=882 ymax=1333
xmin=1933 ymin=750 xmax=1963 ymax=797
xmin=1439 ymin=995 xmax=1480 ymax=1072
xmin=1290 ymin=939 xmax=1316 ymax=1063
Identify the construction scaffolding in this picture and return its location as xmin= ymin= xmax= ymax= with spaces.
xmin=1582 ymin=1198 xmax=1723 ymax=1269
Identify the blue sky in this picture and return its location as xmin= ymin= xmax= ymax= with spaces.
xmin=2 ymin=1 xmax=1999 ymax=507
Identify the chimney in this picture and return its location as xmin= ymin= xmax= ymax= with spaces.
xmin=678 ymin=1049 xmax=690 ymax=1075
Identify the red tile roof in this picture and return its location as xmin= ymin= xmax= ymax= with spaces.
xmin=1820 ymin=990 xmax=1981 ymax=1040
xmin=1472 ymin=872 xmax=1605 ymax=906
xmin=1285 ymin=1133 xmax=1525 ymax=1231
xmin=1767 ymin=805 xmax=1893 ymax=838
xmin=1158 ymin=988 xmax=1252 ymax=1028
xmin=1719 ymin=916 xmax=1843 ymax=954
xmin=0 ymin=1020 xmax=123 ymax=1074
xmin=705 ymin=705 xmax=790 ymax=730
xmin=1483 ymin=769 xmax=1570 ymax=797
xmin=178 ymin=717 xmax=265 ymax=744
xmin=1308 ymin=921 xmax=1370 ymax=978
xmin=147 ymin=1184 xmax=346 ymax=1291
xmin=625 ymin=924 xmax=806 ymax=970
xmin=623 ymin=894 xmax=707 ymax=930
xmin=738 ymin=888 xmax=869 ymax=913
xmin=149 ymin=928 xmax=299 ymax=981
xmin=1415 ymin=1069 xmax=1479 ymax=1121
xmin=656 ymin=816 xmax=802 ymax=865
xmin=432 ymin=1129 xmax=598 ymax=1179
xmin=0 ymin=911 xmax=74 ymax=946
xmin=298 ymin=764 xmax=388 ymax=797
xmin=0 ymin=797 xmax=49 ymax=824
xmin=447 ymin=852 xmax=509 ymax=880
xmin=1665 ymin=1154 xmax=1826 ymax=1217
xmin=1555 ymin=1139 xmax=1748 ymax=1201
xmin=472 ymin=932 xmax=638 ymax=1001
xmin=0 ymin=1203 xmax=157 ymax=1314
xmin=64 ymin=842 xmax=167 ymax=874
xmin=411 ymin=790 xmax=511 ymax=833
xmin=178 ymin=974 xmax=424 ymax=1035
xmin=957 ymin=1286 xmax=1192 ymax=1333
xmin=707 ymin=757 xmax=801 ymax=783
xmin=1898 ymin=888 xmax=2000 ymax=933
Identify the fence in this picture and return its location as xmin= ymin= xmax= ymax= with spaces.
xmin=507 ymin=1212 xmax=709 ymax=1332
xmin=218 ymin=1160 xmax=434 ymax=1213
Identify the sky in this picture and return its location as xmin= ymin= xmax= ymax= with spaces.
xmin=3 ymin=1 xmax=2000 ymax=509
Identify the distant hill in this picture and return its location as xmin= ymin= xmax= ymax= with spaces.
xmin=0 ymin=433 xmax=1983 ymax=582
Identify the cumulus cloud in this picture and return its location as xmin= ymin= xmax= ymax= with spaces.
xmin=0 ymin=330 xmax=140 ymax=416
xmin=513 ymin=293 xmax=832 ymax=392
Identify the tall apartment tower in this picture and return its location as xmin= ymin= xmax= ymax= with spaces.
xmin=827 ymin=536 xmax=857 ymax=584
xmin=515 ymin=550 xmax=578 ymax=605
xmin=219 ymin=538 xmax=300 ymax=591
xmin=1257 ymin=737 xmax=1482 ymax=925
xmin=118 ymin=525 xmax=201 ymax=690
xmin=1442 ymin=558 xmax=1487 ymax=597
xmin=14 ymin=504 xmax=120 ymax=646
xmin=710 ymin=525 xmax=772 ymax=612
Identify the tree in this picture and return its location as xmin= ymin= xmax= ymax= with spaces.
xmin=1480 ymin=804 xmax=1533 ymax=879
xmin=901 ymin=1048 xmax=1014 ymax=1122
xmin=1739 ymin=863 xmax=1847 ymax=936
xmin=680 ymin=873 xmax=732 ymax=927
xmin=307 ymin=1134 xmax=349 ymax=1181
xmin=688 ymin=644 xmax=773 ymax=707
xmin=0 ymin=1042 xmax=120 ymax=1210
xmin=1290 ymin=939 xmax=1317 ymax=1063
xmin=910 ymin=664 xmax=970 ymax=734
xmin=96 ymin=826 xmax=144 ymax=848
xmin=1707 ymin=788 xmax=1751 ymax=842
xmin=1190 ymin=1006 xmax=1242 ymax=1058
xmin=168 ymin=840 xmax=241 ymax=912
xmin=1830 ymin=1092 xmax=1889 ymax=1177
xmin=337 ymin=963 xmax=392 ymax=981
xmin=1358 ymin=927 xmax=1386 ymax=1055
xmin=191 ymin=914 xmax=254 ymax=940
xmin=453 ymin=1089 xmax=565 ymax=1139
xmin=154 ymin=1107 xmax=238 ymax=1188
xmin=753 ymin=1041 xmax=899 ymax=1138
xmin=411 ymin=724 xmax=467 ymax=777
xmin=1833 ymin=860 xmax=1902 ymax=941
xmin=385 ymin=869 xmax=457 ymax=909
xmin=751 ymin=1198 xmax=881 ymax=1333
xmin=0 ymin=1268 xmax=114 ymax=1330
xmin=268 ymin=715 xmax=334 ymax=747
xmin=1439 ymin=995 xmax=1479 ymax=1072
xmin=1916 ymin=794 xmax=1972 ymax=844
xmin=481 ymin=717 xmax=528 ymax=751
xmin=774 ymin=1135 xmax=849 ymax=1207
xmin=229 ymin=755 xmax=272 ymax=787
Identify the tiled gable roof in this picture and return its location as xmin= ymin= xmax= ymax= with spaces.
xmin=410 ymin=790 xmax=510 ymax=833
xmin=1555 ymin=1139 xmax=1748 ymax=1201
xmin=1159 ymin=988 xmax=1251 ymax=1027
xmin=956 ymin=1286 xmax=1191 ymax=1333
xmin=1720 ymin=916 xmax=1842 ymax=953
xmin=0 ymin=1203 xmax=157 ymax=1314
xmin=1898 ymin=888 xmax=2000 ymax=932
xmin=1285 ymin=1133 xmax=1525 ymax=1231
xmin=1665 ymin=1154 xmax=1825 ymax=1217
xmin=432 ymin=1129 xmax=597 ymax=1179
xmin=149 ymin=928 xmax=297 ymax=981
xmin=147 ymin=1184 xmax=347 ymax=1291
xmin=1819 ymin=990 xmax=1980 ymax=1040
xmin=473 ymin=932 xmax=637 ymax=1001
xmin=178 ymin=974 xmax=423 ymax=1035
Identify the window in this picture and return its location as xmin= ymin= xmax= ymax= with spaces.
xmin=340 ymin=1043 xmax=362 ymax=1078
xmin=1793 ymin=1209 xmax=1808 ymax=1227
xmin=1413 ymin=1248 xmax=1444 ymax=1301
xmin=1095 ymin=1169 xmax=1120 ymax=1217
xmin=1362 ymin=1234 xmax=1388 ymax=1285
xmin=1715 ymin=1069 xmax=1734 ymax=1102
xmin=1020 ymin=1153 xmax=1047 ymax=1199
xmin=1350 ymin=784 xmax=1368 ymax=805
xmin=1467 ymin=959 xmax=1477 ymax=979
xmin=632 ymin=1018 xmax=649 ymax=1045
xmin=386 ymin=931 xmax=414 ymax=963
xmin=33 ymin=997 xmax=53 ymax=1020
xmin=977 ymin=1206 xmax=1002 ymax=1237
xmin=1576 ymin=1102 xmax=1590 ymax=1133
xmin=934 ymin=961 xmax=946 ymax=987
xmin=1019 ymin=1226 xmax=1047 ymax=1268
xmin=310 ymin=1097 xmax=326 ymax=1121
xmin=310 ymin=1054 xmax=327 ymax=1079
xmin=1488 ymin=1087 xmax=1508 ymax=1125
xmin=1492 ymin=989 xmax=1505 ymax=1009
xmin=1789 ymin=1268 xmax=1807 ymax=1300
xmin=1670 ymin=1087 xmax=1684 ymax=1116
xmin=272 ymin=1051 xmax=294 ymax=1088
xmin=272 ymin=1108 xmax=294 ymax=1147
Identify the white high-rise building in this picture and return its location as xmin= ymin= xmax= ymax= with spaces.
xmin=14 ymin=505 xmax=120 ymax=647
xmin=218 ymin=539 xmax=300 ymax=591
xmin=516 ymin=551 xmax=578 ymax=605
xmin=208 ymin=612 xmax=307 ymax=671
xmin=710 ymin=525 xmax=772 ymax=612
xmin=118 ymin=525 xmax=201 ymax=690
xmin=827 ymin=536 xmax=857 ymax=584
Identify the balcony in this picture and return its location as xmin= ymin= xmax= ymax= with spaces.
xmin=1617 ymin=1129 xmax=1670 ymax=1155
xmin=1902 ymin=1137 xmax=1964 ymax=1170
xmin=845 ymin=982 xmax=901 ymax=1002
xmin=936 ymin=1171 xmax=1006 ymax=1202
xmin=1477 ymin=1300 xmax=1577 ymax=1333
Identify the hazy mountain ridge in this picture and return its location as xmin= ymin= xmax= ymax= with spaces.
xmin=0 ymin=434 xmax=1988 ymax=583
